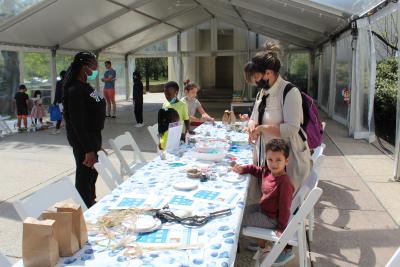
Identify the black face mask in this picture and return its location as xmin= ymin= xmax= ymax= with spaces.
xmin=256 ymin=79 xmax=269 ymax=90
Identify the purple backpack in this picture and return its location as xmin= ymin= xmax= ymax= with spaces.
xmin=283 ymin=83 xmax=323 ymax=149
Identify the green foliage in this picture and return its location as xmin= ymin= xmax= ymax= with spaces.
xmin=24 ymin=52 xmax=50 ymax=80
xmin=135 ymin=57 xmax=168 ymax=82
xmin=374 ymin=56 xmax=398 ymax=145
xmin=288 ymin=53 xmax=309 ymax=91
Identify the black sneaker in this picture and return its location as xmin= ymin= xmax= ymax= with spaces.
xmin=111 ymin=116 xmax=116 ymax=118
xmin=105 ymin=115 xmax=111 ymax=118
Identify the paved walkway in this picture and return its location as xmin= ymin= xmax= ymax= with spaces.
xmin=0 ymin=94 xmax=399 ymax=266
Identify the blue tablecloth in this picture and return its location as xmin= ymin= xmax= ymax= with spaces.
xmin=16 ymin=123 xmax=253 ymax=267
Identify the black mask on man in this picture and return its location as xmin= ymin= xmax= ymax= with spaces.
xmin=256 ymin=79 xmax=269 ymax=89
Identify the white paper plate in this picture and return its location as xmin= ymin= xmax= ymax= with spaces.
xmin=223 ymin=173 xmax=246 ymax=183
xmin=173 ymin=181 xmax=199 ymax=191
xmin=122 ymin=215 xmax=161 ymax=233
xmin=136 ymin=218 xmax=162 ymax=233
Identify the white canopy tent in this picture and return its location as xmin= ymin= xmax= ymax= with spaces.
xmin=0 ymin=0 xmax=398 ymax=179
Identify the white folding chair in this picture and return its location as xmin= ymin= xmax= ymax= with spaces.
xmin=14 ymin=177 xmax=87 ymax=220
xmin=243 ymin=187 xmax=323 ymax=267
xmin=148 ymin=124 xmax=159 ymax=148
xmin=94 ymin=151 xmax=123 ymax=191
xmin=311 ymin=143 xmax=326 ymax=174
xmin=386 ymin=247 xmax=400 ymax=267
xmin=0 ymin=115 xmax=13 ymax=137
xmin=0 ymin=251 xmax=11 ymax=267
xmin=243 ymin=170 xmax=320 ymax=267
xmin=109 ymin=131 xmax=146 ymax=176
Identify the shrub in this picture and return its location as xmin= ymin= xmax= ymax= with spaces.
xmin=374 ymin=56 xmax=398 ymax=145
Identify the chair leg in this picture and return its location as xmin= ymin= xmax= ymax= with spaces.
xmin=298 ymin=224 xmax=307 ymax=267
xmin=308 ymin=209 xmax=315 ymax=242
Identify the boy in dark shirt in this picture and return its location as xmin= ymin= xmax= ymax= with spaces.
xmin=14 ymin=84 xmax=29 ymax=131
xmin=233 ymin=139 xmax=295 ymax=265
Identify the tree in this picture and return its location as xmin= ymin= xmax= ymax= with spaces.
xmin=0 ymin=51 xmax=20 ymax=115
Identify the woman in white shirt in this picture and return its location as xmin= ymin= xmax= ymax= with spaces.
xmin=244 ymin=42 xmax=310 ymax=191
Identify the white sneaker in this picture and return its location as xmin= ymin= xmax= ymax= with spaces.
xmin=134 ymin=123 xmax=144 ymax=128
xmin=51 ymin=129 xmax=60 ymax=135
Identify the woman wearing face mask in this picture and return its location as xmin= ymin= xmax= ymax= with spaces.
xmin=63 ymin=51 xmax=106 ymax=208
xmin=244 ymin=42 xmax=310 ymax=191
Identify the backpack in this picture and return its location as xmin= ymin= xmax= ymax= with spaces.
xmin=283 ymin=83 xmax=323 ymax=149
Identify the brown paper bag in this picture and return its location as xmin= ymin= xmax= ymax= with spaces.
xmin=54 ymin=202 xmax=88 ymax=248
xmin=222 ymin=110 xmax=231 ymax=124
xmin=229 ymin=111 xmax=236 ymax=124
xmin=22 ymin=217 xmax=59 ymax=267
xmin=42 ymin=211 xmax=79 ymax=256
xmin=222 ymin=110 xmax=236 ymax=125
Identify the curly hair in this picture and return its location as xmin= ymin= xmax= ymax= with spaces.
xmin=265 ymin=138 xmax=290 ymax=159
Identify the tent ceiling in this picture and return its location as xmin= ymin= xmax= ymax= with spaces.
xmin=0 ymin=0 xmax=358 ymax=54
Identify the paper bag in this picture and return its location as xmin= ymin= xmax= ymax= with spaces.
xmin=54 ymin=202 xmax=88 ymax=248
xmin=22 ymin=217 xmax=59 ymax=267
xmin=42 ymin=211 xmax=79 ymax=256
xmin=222 ymin=110 xmax=236 ymax=125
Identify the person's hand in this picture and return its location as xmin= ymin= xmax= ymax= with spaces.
xmin=83 ymin=151 xmax=97 ymax=168
xmin=101 ymin=78 xmax=105 ymax=82
xmin=239 ymin=114 xmax=249 ymax=121
xmin=248 ymin=131 xmax=260 ymax=144
xmin=275 ymin=229 xmax=283 ymax=237
xmin=245 ymin=120 xmax=256 ymax=134
xmin=232 ymin=164 xmax=244 ymax=174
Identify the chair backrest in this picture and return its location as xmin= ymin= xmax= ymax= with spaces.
xmin=386 ymin=247 xmax=400 ymax=267
xmin=148 ymin=124 xmax=159 ymax=148
xmin=13 ymin=177 xmax=87 ymax=220
xmin=109 ymin=131 xmax=146 ymax=175
xmin=0 ymin=251 xmax=11 ymax=267
xmin=260 ymin=187 xmax=323 ymax=267
xmin=95 ymin=151 xmax=123 ymax=190
xmin=291 ymin=170 xmax=319 ymax=214
xmin=311 ymin=143 xmax=325 ymax=163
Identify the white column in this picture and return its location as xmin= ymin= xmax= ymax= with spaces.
xmin=308 ymin=51 xmax=314 ymax=95
xmin=18 ymin=51 xmax=24 ymax=87
xmin=210 ymin=18 xmax=217 ymax=52
xmin=349 ymin=34 xmax=358 ymax=136
xmin=177 ymin=32 xmax=184 ymax=98
xmin=394 ymin=3 xmax=400 ymax=180
xmin=328 ymin=41 xmax=336 ymax=117
xmin=95 ymin=52 xmax=100 ymax=90
xmin=317 ymin=49 xmax=323 ymax=106
xmin=124 ymin=54 xmax=130 ymax=100
xmin=50 ymin=48 xmax=57 ymax=103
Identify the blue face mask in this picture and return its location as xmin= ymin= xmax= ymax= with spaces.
xmin=87 ymin=69 xmax=98 ymax=81
xmin=169 ymin=97 xmax=177 ymax=104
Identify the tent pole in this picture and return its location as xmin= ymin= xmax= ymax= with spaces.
xmin=177 ymin=32 xmax=184 ymax=98
xmin=50 ymin=48 xmax=57 ymax=105
xmin=124 ymin=54 xmax=130 ymax=100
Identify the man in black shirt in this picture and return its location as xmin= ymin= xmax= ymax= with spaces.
xmin=133 ymin=70 xmax=144 ymax=127
xmin=14 ymin=84 xmax=29 ymax=131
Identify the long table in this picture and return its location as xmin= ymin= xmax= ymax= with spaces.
xmin=15 ymin=122 xmax=253 ymax=267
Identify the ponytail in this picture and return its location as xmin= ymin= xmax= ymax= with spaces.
xmin=183 ymin=79 xmax=198 ymax=91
